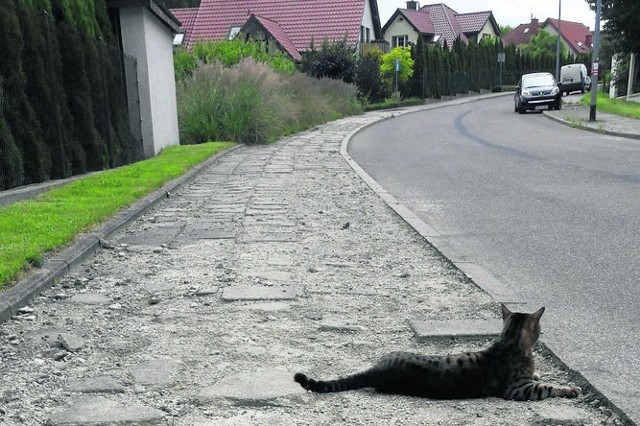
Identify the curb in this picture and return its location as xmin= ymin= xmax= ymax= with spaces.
xmin=340 ymin=94 xmax=526 ymax=308
xmin=341 ymin=98 xmax=636 ymax=425
xmin=543 ymin=108 xmax=640 ymax=140
xmin=0 ymin=145 xmax=243 ymax=323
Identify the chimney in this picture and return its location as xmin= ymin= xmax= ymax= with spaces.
xmin=585 ymin=33 xmax=593 ymax=48
xmin=406 ymin=1 xmax=419 ymax=10
xmin=530 ymin=17 xmax=539 ymax=32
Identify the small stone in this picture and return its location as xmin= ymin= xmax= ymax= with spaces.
xmin=18 ymin=306 xmax=34 ymax=314
xmin=341 ymin=222 xmax=350 ymax=230
xmin=58 ymin=333 xmax=85 ymax=352
xmin=108 ymin=303 xmax=122 ymax=310
xmin=148 ymin=295 xmax=161 ymax=305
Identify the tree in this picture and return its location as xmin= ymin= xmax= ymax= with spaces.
xmin=380 ymin=46 xmax=414 ymax=93
xmin=521 ymin=30 xmax=566 ymax=58
xmin=587 ymin=0 xmax=640 ymax=55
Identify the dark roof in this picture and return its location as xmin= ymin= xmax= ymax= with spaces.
xmin=108 ymin=0 xmax=181 ymax=33
xmin=503 ymin=17 xmax=591 ymax=55
xmin=503 ymin=19 xmax=540 ymax=46
xmin=176 ymin=0 xmax=377 ymax=51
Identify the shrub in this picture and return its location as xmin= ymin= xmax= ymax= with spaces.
xmin=298 ymin=39 xmax=357 ymax=83
xmin=356 ymin=48 xmax=388 ymax=103
xmin=177 ymin=58 xmax=361 ymax=145
xmin=179 ymin=38 xmax=295 ymax=79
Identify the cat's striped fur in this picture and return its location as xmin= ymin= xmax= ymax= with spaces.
xmin=294 ymin=304 xmax=580 ymax=400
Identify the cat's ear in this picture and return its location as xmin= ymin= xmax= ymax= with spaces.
xmin=527 ymin=307 xmax=545 ymax=330
xmin=501 ymin=304 xmax=512 ymax=321
xmin=532 ymin=307 xmax=545 ymax=321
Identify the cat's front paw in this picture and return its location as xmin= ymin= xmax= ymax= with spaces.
xmin=562 ymin=386 xmax=581 ymax=398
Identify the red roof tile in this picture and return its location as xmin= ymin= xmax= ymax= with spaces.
xmin=185 ymin=0 xmax=369 ymax=51
xmin=456 ymin=11 xmax=491 ymax=33
xmin=171 ymin=7 xmax=199 ymax=35
xmin=544 ymin=18 xmax=592 ymax=54
xmin=503 ymin=17 xmax=591 ymax=56
xmin=419 ymin=3 xmax=467 ymax=47
xmin=399 ymin=9 xmax=435 ymax=34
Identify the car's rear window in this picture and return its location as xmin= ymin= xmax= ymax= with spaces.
xmin=523 ymin=75 xmax=555 ymax=88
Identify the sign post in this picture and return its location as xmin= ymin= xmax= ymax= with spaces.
xmin=589 ymin=0 xmax=601 ymax=122
xmin=395 ymin=59 xmax=400 ymax=92
xmin=497 ymin=52 xmax=506 ymax=88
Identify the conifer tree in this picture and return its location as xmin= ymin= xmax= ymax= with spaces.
xmin=0 ymin=0 xmax=50 ymax=185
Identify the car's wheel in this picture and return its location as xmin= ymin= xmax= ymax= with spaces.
xmin=517 ymin=103 xmax=526 ymax=114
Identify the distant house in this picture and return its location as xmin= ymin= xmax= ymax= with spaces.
xmin=503 ymin=17 xmax=592 ymax=58
xmin=170 ymin=0 xmax=386 ymax=59
xmin=382 ymin=1 xmax=500 ymax=50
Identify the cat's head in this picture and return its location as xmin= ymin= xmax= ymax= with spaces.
xmin=500 ymin=304 xmax=545 ymax=350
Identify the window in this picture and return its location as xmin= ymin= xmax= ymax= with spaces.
xmin=392 ymin=35 xmax=409 ymax=48
xmin=361 ymin=25 xmax=365 ymax=42
xmin=366 ymin=28 xmax=370 ymax=42
xmin=228 ymin=26 xmax=241 ymax=40
xmin=523 ymin=28 xmax=530 ymax=34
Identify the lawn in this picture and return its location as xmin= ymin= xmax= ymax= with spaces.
xmin=582 ymin=92 xmax=640 ymax=119
xmin=0 ymin=142 xmax=234 ymax=289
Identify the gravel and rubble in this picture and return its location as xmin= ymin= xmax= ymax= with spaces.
xmin=0 ymin=110 xmax=630 ymax=425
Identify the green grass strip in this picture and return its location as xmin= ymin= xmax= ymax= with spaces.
xmin=0 ymin=142 xmax=235 ymax=289
xmin=582 ymin=92 xmax=640 ymax=119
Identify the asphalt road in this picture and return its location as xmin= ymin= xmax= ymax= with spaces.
xmin=349 ymin=96 xmax=640 ymax=423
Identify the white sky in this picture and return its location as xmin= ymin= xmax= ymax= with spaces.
xmin=377 ymin=0 xmax=597 ymax=29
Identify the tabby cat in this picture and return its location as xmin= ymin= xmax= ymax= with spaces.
xmin=294 ymin=304 xmax=580 ymax=400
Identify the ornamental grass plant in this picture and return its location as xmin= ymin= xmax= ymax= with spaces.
xmin=177 ymin=58 xmax=362 ymax=145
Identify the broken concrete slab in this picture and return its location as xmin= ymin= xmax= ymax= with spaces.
xmin=532 ymin=405 xmax=591 ymax=425
xmin=132 ymin=358 xmax=179 ymax=387
xmin=68 ymin=294 xmax=111 ymax=305
xmin=48 ymin=396 xmax=165 ymax=425
xmin=58 ymin=333 xmax=85 ymax=352
xmin=409 ymin=318 xmax=502 ymax=342
xmin=197 ymin=369 xmax=305 ymax=404
xmin=220 ymin=285 xmax=303 ymax=302
xmin=67 ymin=376 xmax=125 ymax=394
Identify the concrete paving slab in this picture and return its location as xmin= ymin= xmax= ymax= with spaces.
xmin=67 ymin=376 xmax=125 ymax=394
xmin=48 ymin=396 xmax=165 ymax=425
xmin=532 ymin=405 xmax=591 ymax=425
xmin=197 ymin=369 xmax=305 ymax=404
xmin=68 ymin=294 xmax=111 ymax=305
xmin=410 ymin=318 xmax=502 ymax=342
xmin=132 ymin=358 xmax=179 ymax=387
xmin=221 ymin=285 xmax=303 ymax=302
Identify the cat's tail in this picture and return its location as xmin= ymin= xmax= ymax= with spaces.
xmin=294 ymin=371 xmax=371 ymax=393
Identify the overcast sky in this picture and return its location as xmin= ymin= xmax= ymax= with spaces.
xmin=377 ymin=0 xmax=597 ymax=29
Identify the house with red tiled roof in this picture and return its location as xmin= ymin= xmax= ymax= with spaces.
xmin=171 ymin=7 xmax=198 ymax=46
xmin=169 ymin=0 xmax=385 ymax=60
xmin=503 ymin=17 xmax=592 ymax=57
xmin=382 ymin=1 xmax=500 ymax=50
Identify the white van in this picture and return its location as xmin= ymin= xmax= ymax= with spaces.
xmin=560 ymin=63 xmax=590 ymax=95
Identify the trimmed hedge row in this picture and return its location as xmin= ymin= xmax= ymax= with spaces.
xmin=0 ymin=0 xmax=140 ymax=191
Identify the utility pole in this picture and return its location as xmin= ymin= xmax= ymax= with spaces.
xmin=555 ymin=0 xmax=562 ymax=81
xmin=589 ymin=0 xmax=601 ymax=121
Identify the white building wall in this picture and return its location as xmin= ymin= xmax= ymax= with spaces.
xmin=118 ymin=7 xmax=179 ymax=158
xmin=384 ymin=16 xmax=419 ymax=46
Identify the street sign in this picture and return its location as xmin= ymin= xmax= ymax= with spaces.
xmin=395 ymin=59 xmax=400 ymax=72
xmin=592 ymin=62 xmax=599 ymax=76
xmin=497 ymin=52 xmax=506 ymax=63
